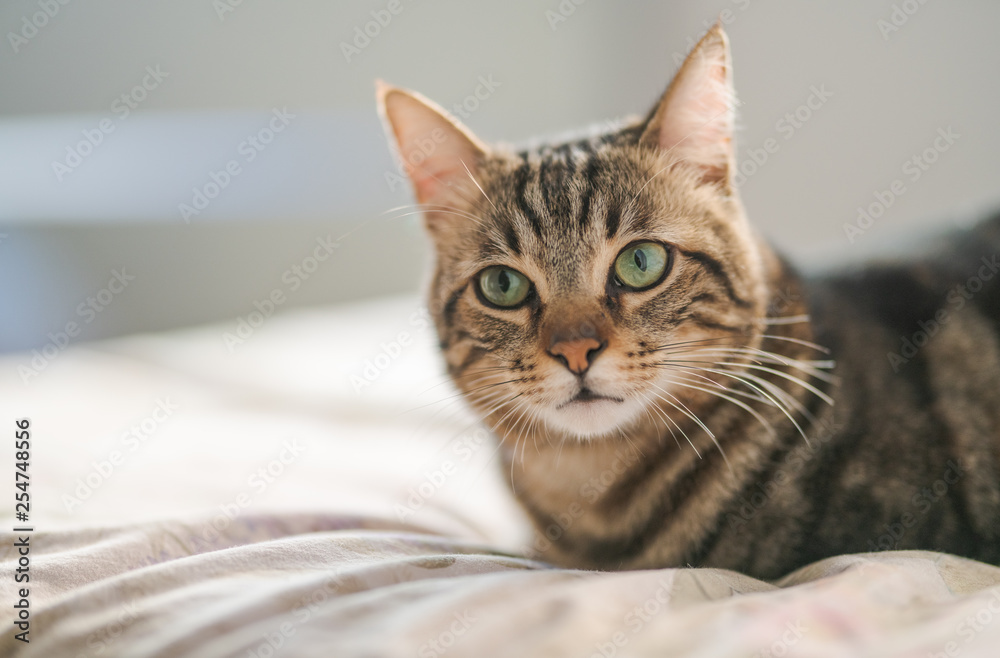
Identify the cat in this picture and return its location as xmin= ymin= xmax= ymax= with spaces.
xmin=376 ymin=23 xmax=1000 ymax=580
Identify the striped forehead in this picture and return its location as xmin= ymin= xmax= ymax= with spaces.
xmin=480 ymin=138 xmax=653 ymax=289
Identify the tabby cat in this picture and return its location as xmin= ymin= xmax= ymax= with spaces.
xmin=377 ymin=24 xmax=1000 ymax=579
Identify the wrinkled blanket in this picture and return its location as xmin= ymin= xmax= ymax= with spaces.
xmin=3 ymin=296 xmax=1000 ymax=657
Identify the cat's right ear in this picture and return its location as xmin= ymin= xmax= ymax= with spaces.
xmin=639 ymin=23 xmax=736 ymax=191
xmin=376 ymin=81 xmax=491 ymax=211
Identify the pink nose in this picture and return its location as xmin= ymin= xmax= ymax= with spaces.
xmin=548 ymin=338 xmax=604 ymax=374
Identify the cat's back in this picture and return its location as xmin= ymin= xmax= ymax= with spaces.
xmin=808 ymin=211 xmax=1000 ymax=352
xmin=783 ymin=213 xmax=1000 ymax=569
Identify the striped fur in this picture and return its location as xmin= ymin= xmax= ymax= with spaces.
xmin=378 ymin=26 xmax=1000 ymax=579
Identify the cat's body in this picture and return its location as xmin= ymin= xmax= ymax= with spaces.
xmin=510 ymin=209 xmax=1000 ymax=579
xmin=378 ymin=25 xmax=1000 ymax=579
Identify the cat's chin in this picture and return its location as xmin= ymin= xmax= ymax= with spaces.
xmin=543 ymin=396 xmax=645 ymax=440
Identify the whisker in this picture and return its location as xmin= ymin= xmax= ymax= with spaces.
xmin=620 ymin=431 xmax=645 ymax=461
xmin=461 ymin=159 xmax=499 ymax=215
xmin=554 ymin=419 xmax=567 ymax=468
xmin=662 ymin=367 xmax=730 ymax=390
xmin=762 ymin=314 xmax=811 ymax=326
xmin=392 ymin=153 xmax=489 ymax=210
xmin=682 ymin=347 xmax=836 ymax=383
xmin=651 ymin=335 xmax=743 ymax=352
xmin=648 ymin=383 xmax=717 ymax=443
xmin=507 ymin=400 xmax=536 ymax=460
xmin=684 ymin=344 xmax=828 ymax=363
xmin=653 ymin=384 xmax=736 ymax=475
xmin=382 ymin=208 xmax=484 ymax=227
xmin=641 ymin=391 xmax=696 ymax=456
xmin=656 ymin=360 xmax=808 ymax=431
xmin=649 ymin=383 xmax=731 ymax=471
xmin=759 ymin=334 xmax=831 ymax=354
xmin=508 ymin=435 xmax=519 ymax=491
xmin=415 ymin=369 xmax=503 ymax=397
xmin=410 ymin=391 xmax=521 ymax=481
xmin=404 ymin=387 xmax=515 ymax=447
xmin=402 ymin=377 xmax=527 ymax=413
xmin=490 ymin=394 xmax=529 ymax=431
xmin=739 ymin=364 xmax=834 ymax=405
xmin=669 ymin=356 xmax=834 ymax=406
xmin=381 ymin=201 xmax=488 ymax=227
xmin=658 ymin=368 xmax=774 ymax=407
xmin=697 ymin=367 xmax=812 ymax=447
xmin=380 ymin=202 xmax=479 ymax=218
xmin=660 ymin=374 xmax=776 ymax=439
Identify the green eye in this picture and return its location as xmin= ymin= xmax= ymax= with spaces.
xmin=478 ymin=266 xmax=531 ymax=307
xmin=614 ymin=242 xmax=669 ymax=290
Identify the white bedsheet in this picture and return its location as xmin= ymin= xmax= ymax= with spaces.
xmin=3 ymin=295 xmax=1000 ymax=657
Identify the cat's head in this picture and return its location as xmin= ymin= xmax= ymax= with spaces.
xmin=378 ymin=25 xmax=775 ymax=440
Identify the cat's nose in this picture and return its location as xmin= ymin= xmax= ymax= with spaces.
xmin=548 ymin=337 xmax=606 ymax=374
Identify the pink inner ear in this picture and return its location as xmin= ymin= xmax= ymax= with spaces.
xmin=381 ymin=88 xmax=487 ymax=206
xmin=652 ymin=43 xmax=734 ymax=185
xmin=667 ymin=71 xmax=730 ymax=145
xmin=405 ymin=151 xmax=469 ymax=204
xmin=411 ymin=172 xmax=444 ymax=205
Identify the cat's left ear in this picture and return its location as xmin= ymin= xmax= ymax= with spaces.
xmin=376 ymin=80 xmax=491 ymax=208
xmin=640 ymin=23 xmax=736 ymax=191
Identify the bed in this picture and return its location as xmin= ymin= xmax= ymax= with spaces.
xmin=3 ymin=295 xmax=1000 ymax=657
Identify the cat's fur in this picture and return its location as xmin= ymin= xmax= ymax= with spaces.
xmin=378 ymin=24 xmax=1000 ymax=579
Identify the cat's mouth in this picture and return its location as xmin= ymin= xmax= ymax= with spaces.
xmin=559 ymin=387 xmax=624 ymax=408
xmin=546 ymin=385 xmax=644 ymax=438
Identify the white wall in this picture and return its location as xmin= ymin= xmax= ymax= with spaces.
xmin=2 ymin=0 xmax=999 ymax=350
